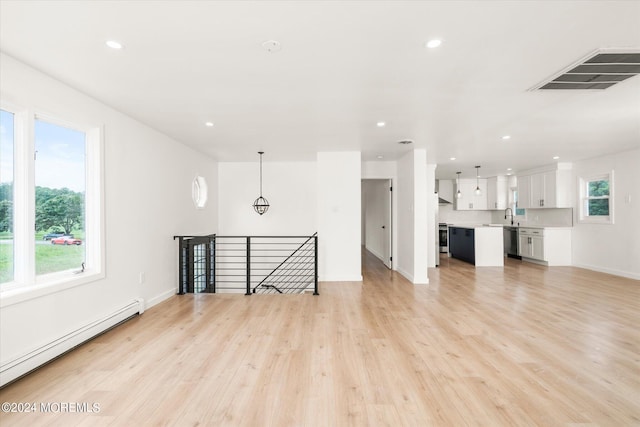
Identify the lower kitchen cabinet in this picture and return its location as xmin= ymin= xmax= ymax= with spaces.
xmin=518 ymin=227 xmax=572 ymax=266
xmin=519 ymin=229 xmax=544 ymax=260
xmin=449 ymin=227 xmax=475 ymax=265
xmin=449 ymin=225 xmax=504 ymax=267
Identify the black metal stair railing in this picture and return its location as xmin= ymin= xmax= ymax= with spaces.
xmin=252 ymin=232 xmax=318 ymax=294
xmin=173 ymin=233 xmax=318 ymax=295
xmin=174 ymin=234 xmax=216 ymax=294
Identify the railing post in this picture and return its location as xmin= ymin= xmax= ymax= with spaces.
xmin=245 ymin=236 xmax=251 ymax=295
xmin=211 ymin=236 xmax=216 ymax=293
xmin=178 ymin=237 xmax=185 ymax=295
xmin=187 ymin=239 xmax=195 ymax=293
xmin=314 ymin=234 xmax=319 ymax=295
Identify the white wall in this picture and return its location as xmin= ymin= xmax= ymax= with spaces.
xmin=0 ymin=54 xmax=218 ymax=367
xmin=427 ymin=164 xmax=437 ymax=268
xmin=317 ymin=152 xmax=362 ymax=281
xmin=413 ymin=150 xmax=429 ymax=284
xmin=362 ymin=161 xmax=397 ymax=178
xmin=397 ymin=154 xmax=414 ymax=281
xmin=396 ymin=149 xmax=428 ymax=284
xmin=217 ymin=161 xmax=316 ymax=236
xmin=571 ymin=149 xmax=640 ymax=279
xmin=361 ymin=188 xmax=366 ymax=246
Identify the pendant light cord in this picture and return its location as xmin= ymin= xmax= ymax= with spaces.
xmin=259 ymin=151 xmax=264 ymax=197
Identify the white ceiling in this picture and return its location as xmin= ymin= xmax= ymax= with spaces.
xmin=1 ymin=0 xmax=639 ymax=179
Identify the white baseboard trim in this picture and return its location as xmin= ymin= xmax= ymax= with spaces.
xmin=572 ymin=263 xmax=640 ymax=281
xmin=146 ymin=287 xmax=178 ymax=309
xmin=397 ymin=267 xmax=414 ymax=283
xmin=319 ymin=275 xmax=363 ymax=282
xmin=0 ymin=299 xmax=143 ymax=387
xmin=366 ymin=246 xmax=385 ymax=262
xmin=397 ymin=268 xmax=429 ymax=285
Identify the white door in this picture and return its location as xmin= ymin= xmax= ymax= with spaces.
xmin=382 ymin=179 xmax=392 ymax=269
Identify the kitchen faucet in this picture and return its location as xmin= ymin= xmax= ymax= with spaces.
xmin=504 ymin=208 xmax=514 ymax=225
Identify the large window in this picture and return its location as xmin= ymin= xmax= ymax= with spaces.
xmin=35 ymin=119 xmax=86 ymax=276
xmin=0 ymin=106 xmax=103 ymax=296
xmin=0 ymin=110 xmax=14 ymax=284
xmin=579 ymin=172 xmax=614 ymax=224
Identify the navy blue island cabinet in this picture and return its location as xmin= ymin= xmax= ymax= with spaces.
xmin=449 ymin=226 xmax=475 ymax=265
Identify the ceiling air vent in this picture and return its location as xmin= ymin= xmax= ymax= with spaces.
xmin=534 ymin=50 xmax=640 ymax=90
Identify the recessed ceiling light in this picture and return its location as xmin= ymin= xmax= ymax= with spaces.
xmin=502 ymin=135 xmax=511 ymax=140
xmin=105 ymin=40 xmax=123 ymax=49
xmin=376 ymin=121 xmax=386 ymax=127
xmin=205 ymin=122 xmax=214 ymax=127
xmin=426 ymin=39 xmax=442 ymax=49
xmin=450 ymin=157 xmax=456 ymax=161
xmin=377 ymin=155 xmax=384 ymax=159
xmin=507 ymin=168 xmax=512 ymax=171
xmin=553 ymin=156 xmax=560 ymax=160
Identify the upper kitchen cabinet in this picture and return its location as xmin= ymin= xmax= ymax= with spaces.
xmin=517 ymin=175 xmax=532 ymax=209
xmin=455 ymin=178 xmax=487 ymax=210
xmin=517 ymin=163 xmax=572 ymax=209
xmin=487 ymin=176 xmax=508 ymax=210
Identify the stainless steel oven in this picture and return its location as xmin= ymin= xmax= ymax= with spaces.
xmin=439 ymin=223 xmax=448 ymax=253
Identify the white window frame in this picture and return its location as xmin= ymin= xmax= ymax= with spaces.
xmin=509 ymin=187 xmax=527 ymax=221
xmin=578 ymin=171 xmax=614 ymax=224
xmin=0 ymin=103 xmax=104 ymax=307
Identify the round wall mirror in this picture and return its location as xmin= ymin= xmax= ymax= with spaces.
xmin=192 ymin=176 xmax=208 ymax=209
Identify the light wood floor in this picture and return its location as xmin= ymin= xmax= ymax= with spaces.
xmin=1 ymin=251 xmax=639 ymax=426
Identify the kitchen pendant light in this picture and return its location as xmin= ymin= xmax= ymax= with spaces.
xmin=455 ymin=171 xmax=462 ymax=199
xmin=252 ymin=151 xmax=269 ymax=215
xmin=474 ymin=165 xmax=482 ymax=196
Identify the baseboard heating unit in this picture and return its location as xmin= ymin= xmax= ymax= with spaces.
xmin=0 ymin=298 xmax=144 ymax=387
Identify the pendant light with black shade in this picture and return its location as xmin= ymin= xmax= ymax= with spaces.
xmin=253 ymin=151 xmax=270 ymax=215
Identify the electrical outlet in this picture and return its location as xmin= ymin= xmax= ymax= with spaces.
xmin=139 ymin=272 xmax=145 ymax=284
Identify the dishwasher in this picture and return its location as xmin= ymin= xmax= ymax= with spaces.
xmin=503 ymin=226 xmax=521 ymax=259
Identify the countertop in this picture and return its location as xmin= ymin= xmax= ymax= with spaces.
xmin=446 ymin=224 xmax=572 ymax=230
xmin=447 ymin=224 xmax=505 ymax=229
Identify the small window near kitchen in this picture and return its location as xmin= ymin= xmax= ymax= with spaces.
xmin=510 ymin=189 xmax=526 ymax=218
xmin=579 ymin=172 xmax=613 ymax=224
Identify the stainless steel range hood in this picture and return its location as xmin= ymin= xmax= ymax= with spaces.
xmin=436 ymin=180 xmax=453 ymax=204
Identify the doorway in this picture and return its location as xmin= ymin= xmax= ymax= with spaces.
xmin=361 ymin=179 xmax=392 ymax=269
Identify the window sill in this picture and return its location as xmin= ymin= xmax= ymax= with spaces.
xmin=578 ymin=218 xmax=613 ymax=225
xmin=0 ymin=270 xmax=105 ymax=308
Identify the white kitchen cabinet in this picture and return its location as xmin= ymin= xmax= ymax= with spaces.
xmin=517 ymin=164 xmax=572 ymax=209
xmin=517 ymin=175 xmax=531 ymax=209
xmin=530 ymin=173 xmax=545 ymax=208
xmin=519 ymin=228 xmax=544 ymax=260
xmin=487 ymin=176 xmax=507 ymax=210
xmin=530 ymin=170 xmax=559 ymax=208
xmin=518 ymin=227 xmax=572 ymax=266
xmin=454 ymin=178 xmax=487 ymax=211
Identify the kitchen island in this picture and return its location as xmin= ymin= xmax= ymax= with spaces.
xmin=448 ymin=224 xmax=504 ymax=267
